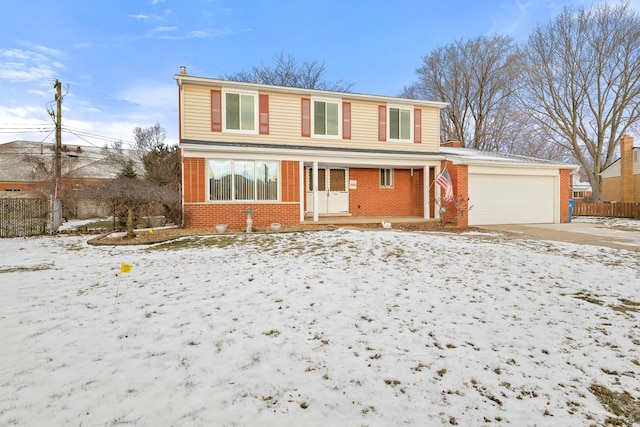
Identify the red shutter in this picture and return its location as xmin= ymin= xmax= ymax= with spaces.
xmin=378 ymin=105 xmax=386 ymax=141
xmin=259 ymin=94 xmax=269 ymax=135
xmin=342 ymin=102 xmax=351 ymax=140
xmin=414 ymin=108 xmax=422 ymax=144
xmin=301 ymin=98 xmax=311 ymax=137
xmin=211 ymin=90 xmax=222 ymax=132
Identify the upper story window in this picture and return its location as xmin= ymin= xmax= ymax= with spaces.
xmin=313 ymin=99 xmax=340 ymax=137
xmin=224 ymin=91 xmax=257 ymax=133
xmin=388 ymin=106 xmax=412 ymax=141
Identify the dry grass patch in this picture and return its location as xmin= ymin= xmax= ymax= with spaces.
xmin=589 ymin=384 xmax=640 ymax=426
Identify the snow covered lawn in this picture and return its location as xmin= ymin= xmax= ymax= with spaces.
xmin=1 ymin=224 xmax=639 ymax=426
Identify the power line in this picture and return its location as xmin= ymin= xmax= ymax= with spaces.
xmin=63 ymin=127 xmax=136 ymax=147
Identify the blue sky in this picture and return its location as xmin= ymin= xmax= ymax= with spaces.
xmin=1 ymin=0 xmax=636 ymax=148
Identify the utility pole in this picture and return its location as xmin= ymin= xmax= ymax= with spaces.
xmin=54 ymin=79 xmax=62 ymax=198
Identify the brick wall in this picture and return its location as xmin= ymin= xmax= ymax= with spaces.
xmin=281 ymin=161 xmax=299 ymax=203
xmin=183 ymin=157 xmax=205 ymax=203
xmin=441 ymin=162 xmax=469 ymax=227
xmin=560 ymin=169 xmax=571 ymax=223
xmin=620 ymin=134 xmax=634 ymax=203
xmin=184 ymin=203 xmax=299 ymax=228
xmin=182 ymin=158 xmax=301 ymax=228
xmin=348 ymin=168 xmax=423 ymax=217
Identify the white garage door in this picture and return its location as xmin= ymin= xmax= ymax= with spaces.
xmin=468 ymin=174 xmax=556 ymax=225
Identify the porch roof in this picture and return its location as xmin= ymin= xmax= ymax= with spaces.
xmin=181 ymin=139 xmax=444 ymax=167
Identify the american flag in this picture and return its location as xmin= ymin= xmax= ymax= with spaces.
xmin=435 ymin=167 xmax=454 ymax=201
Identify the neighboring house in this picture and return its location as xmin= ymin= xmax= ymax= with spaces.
xmin=571 ymin=172 xmax=593 ymax=202
xmin=175 ymin=69 xmax=577 ymax=228
xmin=0 ymin=140 xmax=137 ymax=218
xmin=601 ymin=134 xmax=640 ymax=202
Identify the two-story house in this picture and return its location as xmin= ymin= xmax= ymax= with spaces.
xmin=175 ymin=68 xmax=576 ymax=229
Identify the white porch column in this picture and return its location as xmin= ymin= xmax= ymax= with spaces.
xmin=312 ymin=161 xmax=319 ymax=222
xmin=299 ymin=161 xmax=305 ymax=222
xmin=423 ymin=166 xmax=430 ymax=219
xmin=434 ymin=165 xmax=442 ymax=220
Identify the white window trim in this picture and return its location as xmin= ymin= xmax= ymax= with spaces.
xmin=207 ymin=158 xmax=280 ymax=202
xmin=380 ymin=168 xmax=394 ymax=188
xmin=222 ymin=89 xmax=259 ymax=135
xmin=311 ymin=97 xmax=342 ymax=139
xmin=387 ymin=104 xmax=413 ymax=142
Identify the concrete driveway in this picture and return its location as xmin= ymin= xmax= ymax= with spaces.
xmin=481 ymin=221 xmax=640 ymax=251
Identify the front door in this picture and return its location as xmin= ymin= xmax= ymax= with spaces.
xmin=306 ymin=167 xmax=349 ymax=215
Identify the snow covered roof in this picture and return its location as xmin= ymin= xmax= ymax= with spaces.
xmin=440 ymin=146 xmax=578 ymax=169
xmin=0 ymin=140 xmax=141 ymax=182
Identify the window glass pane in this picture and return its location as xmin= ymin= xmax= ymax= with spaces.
xmin=234 ymin=161 xmax=255 ymax=200
xmin=209 ymin=160 xmax=232 ymax=200
xmin=317 ymin=169 xmax=326 ymax=191
xmin=226 ymin=93 xmax=240 ymax=130
xmin=240 ymin=94 xmax=255 ymax=131
xmin=330 ymin=169 xmax=346 ymax=191
xmin=389 ymin=108 xmax=399 ymax=139
xmin=380 ymin=168 xmax=393 ymax=187
xmin=327 ymin=103 xmax=339 ymax=135
xmin=256 ymin=161 xmax=278 ymax=200
xmin=400 ymin=110 xmax=410 ymax=140
xmin=314 ymin=101 xmax=326 ymax=135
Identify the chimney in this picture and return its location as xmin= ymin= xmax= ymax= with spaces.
xmin=180 ymin=66 xmax=187 ymax=75
xmin=620 ymin=134 xmax=634 ymax=202
xmin=442 ymin=140 xmax=461 ymax=148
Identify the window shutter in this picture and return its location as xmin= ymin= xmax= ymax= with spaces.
xmin=414 ymin=108 xmax=422 ymax=143
xmin=378 ymin=105 xmax=386 ymax=141
xmin=259 ymin=94 xmax=269 ymax=135
xmin=301 ymin=98 xmax=311 ymax=137
xmin=342 ymin=102 xmax=351 ymax=140
xmin=211 ymin=90 xmax=222 ymax=132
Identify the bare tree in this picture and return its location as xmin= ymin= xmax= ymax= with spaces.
xmin=101 ymin=123 xmax=181 ymax=230
xmin=89 ymin=178 xmax=179 ymax=239
xmin=222 ymin=52 xmax=353 ymax=92
xmin=518 ymin=1 xmax=640 ymax=201
xmin=403 ymin=35 xmax=523 ymax=151
xmin=133 ymin=123 xmax=180 ymax=189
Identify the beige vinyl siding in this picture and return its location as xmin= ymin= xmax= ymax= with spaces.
xmin=181 ymin=86 xmax=216 ymax=141
xmin=268 ymin=93 xmax=302 ymax=140
xmin=347 ymin=101 xmax=379 ymax=145
xmin=420 ymin=107 xmax=440 ymax=150
xmin=181 ymin=83 xmax=441 ymax=152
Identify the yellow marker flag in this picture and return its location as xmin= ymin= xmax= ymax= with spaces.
xmin=149 ymin=228 xmax=153 ymax=234
xmin=120 ymin=263 xmax=133 ymax=274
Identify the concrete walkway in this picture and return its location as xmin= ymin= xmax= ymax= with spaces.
xmin=481 ymin=222 xmax=640 ymax=251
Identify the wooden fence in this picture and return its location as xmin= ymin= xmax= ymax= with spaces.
xmin=573 ymin=202 xmax=640 ymax=218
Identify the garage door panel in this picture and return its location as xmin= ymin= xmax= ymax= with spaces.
xmin=468 ymin=174 xmax=555 ymax=225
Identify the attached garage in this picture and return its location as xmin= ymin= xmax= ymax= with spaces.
xmin=468 ymin=171 xmax=557 ymax=225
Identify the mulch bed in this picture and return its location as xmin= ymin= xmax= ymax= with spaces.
xmin=83 ymin=222 xmax=479 ymax=245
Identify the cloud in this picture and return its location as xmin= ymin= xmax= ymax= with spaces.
xmin=129 ymin=13 xmax=164 ymax=21
xmin=114 ymin=82 xmax=175 ymax=111
xmin=151 ymin=26 xmax=177 ymax=34
xmin=73 ymin=41 xmax=109 ymax=49
xmin=28 ymin=89 xmax=49 ymax=97
xmin=0 ymin=46 xmax=66 ymax=82
xmin=158 ymin=27 xmax=233 ymax=40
